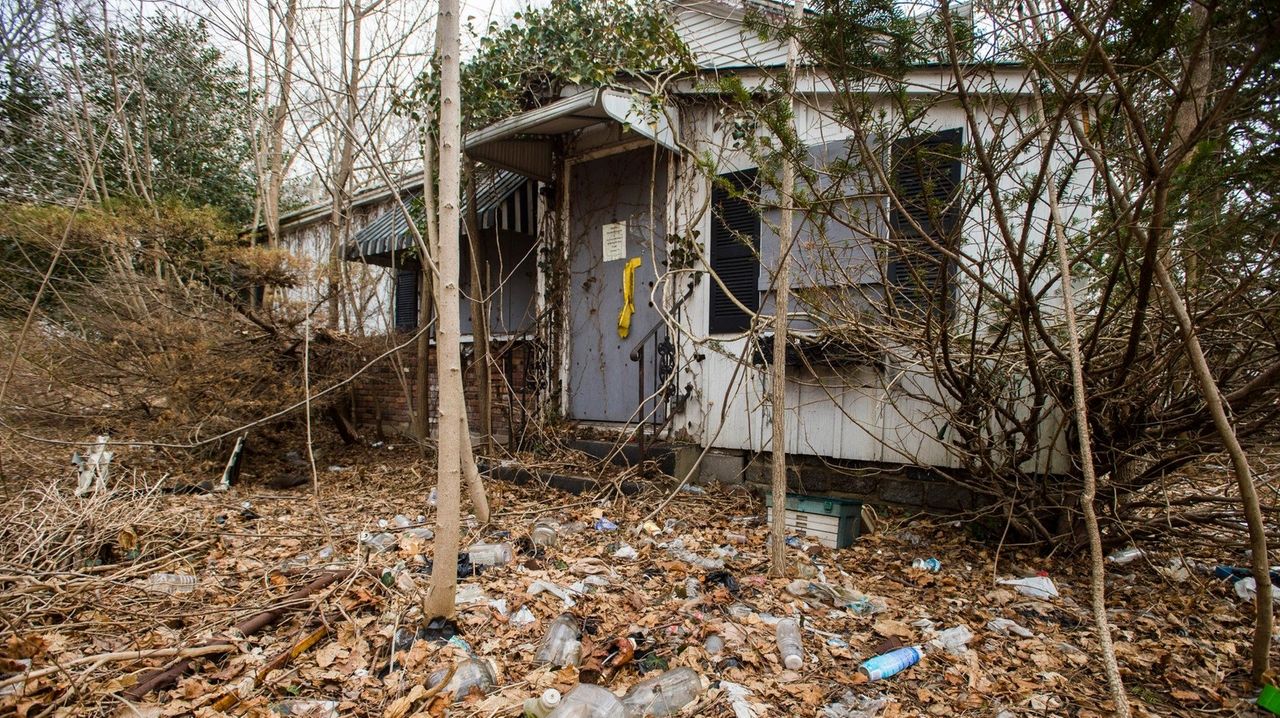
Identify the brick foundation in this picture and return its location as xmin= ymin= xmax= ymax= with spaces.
xmin=350 ymin=336 xmax=539 ymax=440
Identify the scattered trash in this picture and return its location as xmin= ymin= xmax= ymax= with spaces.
xmin=621 ymin=666 xmax=704 ymax=717
xmin=683 ymin=577 xmax=700 ymax=599
xmin=215 ymin=434 xmax=245 ymax=492
xmin=1236 ymin=576 xmax=1260 ymax=602
xmin=613 ymin=543 xmax=638 ymax=559
xmin=359 ymin=531 xmax=398 ymax=554
xmin=1106 ymin=547 xmax=1144 ymax=564
xmin=72 ymin=435 xmax=113 ymax=497
xmin=641 ymin=520 xmax=663 ymax=536
xmin=704 ymin=570 xmax=740 ymax=595
xmin=775 ymin=617 xmax=804 ymax=669
xmin=455 ymin=583 xmax=489 ymax=605
xmin=529 ymin=580 xmax=577 ymax=608
xmin=428 ymin=487 xmax=438 ymax=505
xmin=997 ymin=576 xmax=1059 ymax=599
xmin=594 ymin=518 xmax=619 ymax=532
xmin=704 ymin=634 xmax=724 ymax=655
xmin=536 ymin=613 xmax=582 ymax=666
xmin=785 ymin=536 xmax=803 ymax=549
xmin=786 ymin=580 xmax=886 ymax=615
xmin=426 ymin=657 xmax=497 ymax=702
xmin=725 ymin=531 xmax=748 ymax=544
xmin=822 ymin=691 xmax=890 ymax=718
xmin=911 ymin=558 xmax=942 ymax=573
xmin=679 ymin=484 xmax=706 ymax=495
xmin=512 ymin=606 xmax=537 ymax=627
xmin=524 ymin=687 xmax=563 ymax=717
xmin=271 ymin=699 xmax=339 ymax=717
xmin=532 ymin=518 xmax=560 ymax=547
xmin=927 ymin=625 xmax=973 ymax=655
xmin=145 ymin=572 xmax=196 ymax=595
xmin=1256 ymin=684 xmax=1280 ymax=715
xmin=987 ymin=618 xmax=1034 ymax=638
xmin=721 ymin=681 xmax=762 ymax=718
xmin=667 ymin=540 xmax=724 ymax=571
xmin=857 ymin=645 xmax=922 ymax=682
xmin=1215 ymin=565 xmax=1280 ymax=585
xmin=546 ymin=683 xmax=627 ymax=718
xmin=467 ymin=542 xmax=514 ymax=566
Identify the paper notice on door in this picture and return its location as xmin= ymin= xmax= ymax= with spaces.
xmin=602 ymin=221 xmax=627 ymax=262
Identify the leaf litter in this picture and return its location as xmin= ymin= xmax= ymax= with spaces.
xmin=0 ymin=437 xmax=1270 ymax=717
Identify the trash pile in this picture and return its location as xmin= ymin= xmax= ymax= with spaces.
xmin=0 ymin=438 xmax=1271 ymax=716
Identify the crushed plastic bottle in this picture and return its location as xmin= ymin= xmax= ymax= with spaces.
xmin=271 ymin=699 xmax=339 ymax=717
xmin=546 ymin=683 xmax=627 ymax=718
xmin=467 ymin=542 xmax=514 ymax=566
xmin=997 ymin=576 xmax=1059 ymax=599
xmin=620 ymin=666 xmax=704 ymax=717
xmin=146 ymin=572 xmax=197 ymax=594
xmin=359 ymin=531 xmax=398 ymax=553
xmin=525 ymin=688 xmax=563 ymax=717
xmin=927 ymin=625 xmax=973 ymax=655
xmin=987 ymin=617 xmax=1034 ymax=638
xmin=536 ymin=613 xmax=582 ymax=666
xmin=775 ymin=618 xmax=804 ymax=670
xmin=703 ymin=634 xmax=724 ymax=655
xmin=911 ymin=558 xmax=942 ymax=573
xmin=1106 ymin=547 xmax=1144 ymax=564
xmin=858 ymin=646 xmax=922 ymax=682
xmin=426 ymin=657 xmax=497 ymax=702
xmin=822 ymin=691 xmax=889 ymax=718
xmin=532 ymin=519 xmax=560 ymax=547
xmin=594 ymin=517 xmax=619 ymax=532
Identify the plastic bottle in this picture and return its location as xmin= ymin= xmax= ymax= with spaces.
xmin=911 ymin=558 xmax=942 ymax=573
xmin=147 ymin=572 xmax=196 ymax=594
xmin=546 ymin=684 xmax=627 ymax=718
xmin=1106 ymin=547 xmax=1143 ymax=564
xmin=524 ymin=688 xmax=563 ymax=718
xmin=532 ymin=519 xmax=560 ymax=548
xmin=359 ymin=531 xmax=398 ymax=553
xmin=621 ymin=667 xmax=704 ymax=717
xmin=775 ymin=618 xmax=803 ymax=670
xmin=467 ymin=542 xmax=514 ymax=566
xmin=536 ymin=613 xmax=582 ymax=666
xmin=426 ymin=657 xmax=497 ymax=702
xmin=858 ymin=646 xmax=922 ymax=681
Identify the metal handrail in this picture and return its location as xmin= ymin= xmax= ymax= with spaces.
xmin=629 ymin=281 xmax=696 ymax=361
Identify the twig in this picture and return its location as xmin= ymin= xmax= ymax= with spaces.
xmin=0 ymin=644 xmax=234 ymax=692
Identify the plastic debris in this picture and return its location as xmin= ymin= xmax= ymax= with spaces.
xmin=621 ymin=666 xmax=704 ymax=717
xmin=467 ymin=542 xmax=514 ymax=566
xmin=1106 ymin=546 xmax=1144 ymax=564
xmin=524 ymin=688 xmax=563 ymax=718
xmin=532 ymin=519 xmax=560 ymax=547
xmin=613 ymin=543 xmax=638 ymax=559
xmin=858 ymin=646 xmax=922 ymax=682
xmin=546 ymin=683 xmax=627 ymax=718
xmin=426 ymin=657 xmax=497 ymax=702
xmin=528 ymin=580 xmax=577 ymax=608
xmin=997 ymin=576 xmax=1059 ymax=599
xmin=271 ymin=699 xmax=339 ymax=717
xmin=594 ymin=518 xmax=619 ymax=532
xmin=512 ymin=606 xmax=537 ymax=627
xmin=987 ymin=618 xmax=1034 ymax=638
xmin=775 ymin=617 xmax=804 ymax=669
xmin=911 ymin=558 xmax=942 ymax=573
xmin=721 ymin=681 xmax=762 ymax=718
xmin=455 ymin=583 xmax=489 ymax=605
xmin=536 ymin=613 xmax=582 ymax=666
xmin=359 ymin=531 xmax=398 ymax=554
xmin=146 ymin=572 xmax=196 ymax=595
xmin=928 ymin=625 xmax=973 ymax=655
xmin=822 ymin=691 xmax=890 ymax=718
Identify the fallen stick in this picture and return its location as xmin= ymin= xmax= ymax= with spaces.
xmin=208 ymin=623 xmax=331 ymax=712
xmin=0 ymin=645 xmax=234 ymax=692
xmin=122 ymin=569 xmax=351 ymax=701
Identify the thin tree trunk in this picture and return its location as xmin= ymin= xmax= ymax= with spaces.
xmin=326 ymin=0 xmax=361 ymax=330
xmin=768 ymin=0 xmax=802 ymax=578
xmin=265 ymin=0 xmax=298 ymax=247
xmin=422 ymin=0 xmax=464 ymax=618
xmin=415 ymin=107 xmax=439 ymax=447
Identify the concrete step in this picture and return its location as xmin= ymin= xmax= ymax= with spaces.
xmin=567 ymin=438 xmax=700 ymax=482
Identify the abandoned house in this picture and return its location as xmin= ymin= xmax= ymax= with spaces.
xmin=265 ymin=0 xmax=1088 ymax=511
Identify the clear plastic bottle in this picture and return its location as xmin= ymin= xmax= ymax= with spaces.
xmin=467 ymin=542 xmax=514 ymax=566
xmin=532 ymin=519 xmax=560 ymax=547
xmin=858 ymin=645 xmax=922 ymax=681
xmin=911 ymin=558 xmax=942 ymax=572
xmin=535 ymin=613 xmax=582 ymax=666
xmin=775 ymin=618 xmax=803 ymax=670
xmin=147 ymin=572 xmax=197 ymax=594
xmin=620 ymin=667 xmax=704 ymax=717
xmin=546 ymin=684 xmax=627 ymax=718
xmin=359 ymin=531 xmax=399 ymax=553
xmin=426 ymin=657 xmax=497 ymax=702
xmin=1106 ymin=547 xmax=1143 ymax=564
xmin=524 ymin=688 xmax=563 ymax=717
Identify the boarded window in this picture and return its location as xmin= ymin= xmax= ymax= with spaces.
xmin=394 ymin=268 xmax=419 ymax=331
xmin=887 ymin=128 xmax=962 ymax=317
xmin=709 ymin=169 xmax=760 ymax=333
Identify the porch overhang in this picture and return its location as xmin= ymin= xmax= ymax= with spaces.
xmin=464 ymin=88 xmax=679 ymax=181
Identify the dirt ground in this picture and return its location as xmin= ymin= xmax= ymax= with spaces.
xmin=0 ymin=436 xmax=1272 ymax=717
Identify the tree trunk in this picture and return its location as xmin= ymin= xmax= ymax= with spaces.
xmin=326 ymin=0 xmax=361 ymax=330
xmin=768 ymin=0 xmax=802 ymax=579
xmin=422 ymin=0 xmax=464 ymax=619
xmin=463 ymin=162 xmax=494 ymax=454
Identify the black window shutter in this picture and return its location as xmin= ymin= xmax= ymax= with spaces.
xmin=709 ymin=169 xmax=760 ymax=333
xmin=394 ymin=268 xmax=419 ymax=331
xmin=887 ymin=129 xmax=962 ymax=317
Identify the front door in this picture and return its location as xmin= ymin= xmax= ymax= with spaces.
xmin=566 ymin=148 xmax=668 ymax=424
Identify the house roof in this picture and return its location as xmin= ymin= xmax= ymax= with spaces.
xmin=673 ymin=0 xmax=790 ymax=70
xmin=464 ymin=88 xmax=680 ymax=181
xmin=345 ymin=170 xmax=536 ymax=268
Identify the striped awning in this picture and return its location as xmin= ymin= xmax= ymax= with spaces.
xmin=345 ymin=170 xmax=537 ymax=267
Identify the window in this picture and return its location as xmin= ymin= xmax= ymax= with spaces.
xmin=394 ymin=268 xmax=419 ymax=331
xmin=708 ymin=169 xmax=760 ymax=333
xmin=886 ymin=128 xmax=963 ymax=318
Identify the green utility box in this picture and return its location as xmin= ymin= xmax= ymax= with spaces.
xmin=766 ymin=493 xmax=863 ymax=549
